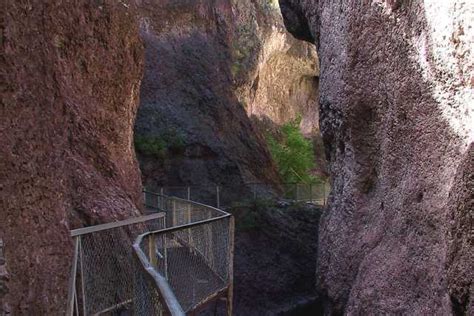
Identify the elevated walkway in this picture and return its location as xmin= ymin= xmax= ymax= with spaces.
xmin=67 ymin=192 xmax=234 ymax=316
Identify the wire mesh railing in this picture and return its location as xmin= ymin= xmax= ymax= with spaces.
xmin=148 ymin=182 xmax=330 ymax=209
xmin=67 ymin=192 xmax=234 ymax=316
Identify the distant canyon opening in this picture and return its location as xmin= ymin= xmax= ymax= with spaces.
xmin=133 ymin=0 xmax=326 ymax=314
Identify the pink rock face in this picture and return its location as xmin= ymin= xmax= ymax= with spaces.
xmin=1 ymin=1 xmax=144 ymax=313
xmin=280 ymin=0 xmax=473 ymax=314
xmin=135 ymin=0 xmax=283 ymax=189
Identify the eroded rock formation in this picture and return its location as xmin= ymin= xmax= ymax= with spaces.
xmin=135 ymin=0 xmax=320 ymax=189
xmin=279 ymin=0 xmax=473 ymax=314
xmin=230 ymin=0 xmax=320 ymax=136
xmin=1 ymin=1 xmax=143 ymax=313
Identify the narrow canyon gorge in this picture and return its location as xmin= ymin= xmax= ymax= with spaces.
xmin=1 ymin=0 xmax=472 ymax=315
xmin=134 ymin=0 xmax=323 ymax=192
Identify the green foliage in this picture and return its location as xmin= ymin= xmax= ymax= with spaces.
xmin=267 ymin=118 xmax=318 ymax=184
xmin=134 ymin=129 xmax=185 ymax=159
xmin=134 ymin=135 xmax=166 ymax=158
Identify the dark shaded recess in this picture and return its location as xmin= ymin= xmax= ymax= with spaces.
xmin=278 ymin=0 xmax=314 ymax=43
xmin=447 ymin=143 xmax=473 ymax=316
xmin=135 ymin=28 xmax=278 ymax=189
xmin=232 ymin=202 xmax=324 ymax=315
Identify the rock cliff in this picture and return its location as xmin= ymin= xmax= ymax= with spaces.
xmin=232 ymin=202 xmax=322 ymax=315
xmin=135 ymin=0 xmax=320 ymax=189
xmin=279 ymin=0 xmax=473 ymax=314
xmin=1 ymin=1 xmax=143 ymax=313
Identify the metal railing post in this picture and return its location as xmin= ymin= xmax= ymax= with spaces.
xmin=66 ymin=237 xmax=79 ymax=316
xmin=172 ymin=199 xmax=176 ymax=227
xmin=79 ymin=236 xmax=87 ymax=316
xmin=205 ymin=209 xmax=215 ymax=271
xmin=310 ymin=183 xmax=312 ymax=203
xmin=164 ymin=233 xmax=168 ymax=280
xmin=160 ymin=187 xmax=164 ymax=209
xmin=187 ymin=192 xmax=193 ymax=244
xmin=227 ymin=217 xmax=235 ymax=316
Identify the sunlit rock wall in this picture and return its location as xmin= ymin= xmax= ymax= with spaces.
xmin=135 ymin=0 xmax=321 ymax=189
xmin=279 ymin=0 xmax=473 ymax=314
xmin=231 ymin=0 xmax=320 ymax=136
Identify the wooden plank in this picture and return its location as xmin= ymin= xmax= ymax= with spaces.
xmin=149 ymin=234 xmax=157 ymax=268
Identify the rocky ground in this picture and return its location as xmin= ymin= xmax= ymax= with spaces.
xmin=230 ymin=201 xmax=323 ymax=315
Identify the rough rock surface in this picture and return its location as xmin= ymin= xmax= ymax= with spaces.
xmin=279 ymin=0 xmax=473 ymax=314
xmin=230 ymin=0 xmax=320 ymax=136
xmin=1 ymin=1 xmax=143 ymax=313
xmin=135 ymin=0 xmax=320 ymax=189
xmin=231 ymin=202 xmax=322 ymax=315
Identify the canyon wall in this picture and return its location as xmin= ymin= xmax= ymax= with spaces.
xmin=230 ymin=0 xmax=320 ymax=136
xmin=135 ymin=0 xmax=320 ymax=189
xmin=279 ymin=0 xmax=473 ymax=314
xmin=1 ymin=1 xmax=143 ymax=313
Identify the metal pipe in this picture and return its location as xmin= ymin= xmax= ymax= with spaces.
xmin=70 ymin=213 xmax=165 ymax=237
xmin=79 ymin=236 xmax=87 ymax=316
xmin=66 ymin=237 xmax=79 ymax=316
xmin=227 ymin=217 xmax=235 ymax=316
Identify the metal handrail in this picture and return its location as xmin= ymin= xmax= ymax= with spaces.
xmin=143 ymin=191 xmax=231 ymax=217
xmin=132 ymin=195 xmax=232 ymax=315
xmin=133 ymin=233 xmax=185 ymax=316
xmin=70 ymin=213 xmax=165 ymax=237
xmin=68 ymin=192 xmax=233 ymax=315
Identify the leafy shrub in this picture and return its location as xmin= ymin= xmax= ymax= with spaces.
xmin=134 ymin=129 xmax=185 ymax=159
xmin=134 ymin=135 xmax=166 ymax=158
xmin=267 ymin=118 xmax=318 ymax=184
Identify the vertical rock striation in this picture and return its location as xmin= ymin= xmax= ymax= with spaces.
xmin=135 ymin=0 xmax=321 ymax=189
xmin=136 ymin=0 xmax=280 ymax=189
xmin=1 ymin=1 xmax=143 ymax=313
xmin=230 ymin=0 xmax=320 ymax=136
xmin=279 ymin=0 xmax=473 ymax=314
